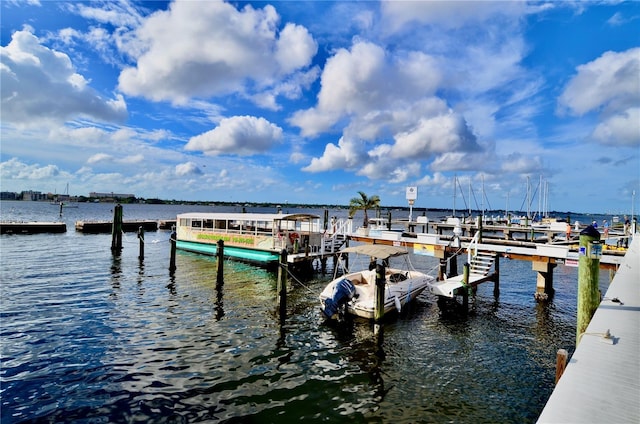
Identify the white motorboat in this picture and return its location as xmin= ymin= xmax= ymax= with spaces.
xmin=319 ymin=244 xmax=435 ymax=320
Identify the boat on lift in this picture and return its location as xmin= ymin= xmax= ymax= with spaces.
xmin=319 ymin=244 xmax=434 ymax=320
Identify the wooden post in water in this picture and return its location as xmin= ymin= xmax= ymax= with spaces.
xmin=323 ymin=209 xmax=329 ymax=232
xmin=111 ymin=204 xmax=123 ymax=253
xmin=216 ymin=239 xmax=224 ymax=285
xmin=169 ymin=225 xmax=177 ymax=272
xmin=137 ymin=226 xmax=144 ymax=261
xmin=461 ymin=262 xmax=470 ymax=312
xmin=277 ymin=249 xmax=287 ymax=320
xmin=374 ymin=262 xmax=386 ymax=322
xmin=493 ymin=255 xmax=500 ymax=298
xmin=59 ymin=202 xmax=63 ymax=217
xmin=577 ymin=225 xmax=601 ymax=346
xmin=449 ymin=250 xmax=458 ymax=277
xmin=438 ymin=249 xmax=449 ymax=281
xmin=555 ymin=348 xmax=568 ymax=384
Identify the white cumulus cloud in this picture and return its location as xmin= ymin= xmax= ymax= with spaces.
xmin=558 ymin=47 xmax=640 ymax=146
xmin=118 ymin=1 xmax=317 ymax=106
xmin=185 ymin=116 xmax=283 ymax=156
xmin=1 ymin=27 xmax=127 ymax=126
xmin=175 ymin=162 xmax=203 ymax=177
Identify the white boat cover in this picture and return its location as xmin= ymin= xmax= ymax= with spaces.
xmin=340 ymin=244 xmax=408 ymax=260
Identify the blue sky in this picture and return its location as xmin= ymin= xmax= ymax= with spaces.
xmin=1 ymin=1 xmax=639 ymax=214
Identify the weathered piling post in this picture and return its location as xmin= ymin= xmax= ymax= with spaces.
xmin=387 ymin=211 xmax=392 ymax=231
xmin=277 ymin=249 xmax=288 ymax=320
xmin=461 ymin=262 xmax=470 ymax=312
xmin=533 ymin=259 xmax=556 ymax=302
xmin=449 ymin=250 xmax=458 ymax=277
xmin=169 ymin=225 xmax=177 ymax=272
xmin=374 ymin=262 xmax=386 ymax=322
xmin=577 ymin=225 xmax=602 ymax=346
xmin=478 ymin=216 xmax=483 ymax=243
xmin=438 ymin=249 xmax=449 ymax=280
xmin=555 ymin=348 xmax=568 ymax=384
xmin=137 ymin=226 xmax=144 ymax=261
xmin=111 ymin=203 xmax=123 ymax=253
xmin=493 ymin=255 xmax=500 ymax=298
xmin=216 ymin=239 xmax=224 ymax=285
xmin=59 ymin=202 xmax=63 ymax=217
xmin=323 ymin=209 xmax=329 ymax=232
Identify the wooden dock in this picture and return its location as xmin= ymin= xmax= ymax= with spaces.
xmin=75 ymin=220 xmax=159 ymax=233
xmin=537 ymin=236 xmax=639 ymax=423
xmin=349 ymin=225 xmax=629 ymax=301
xmin=1 ymin=221 xmax=67 ymax=234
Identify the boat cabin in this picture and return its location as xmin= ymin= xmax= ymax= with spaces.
xmin=175 ymin=212 xmax=323 ymax=264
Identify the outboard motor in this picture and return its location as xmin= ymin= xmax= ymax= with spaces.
xmin=322 ymin=278 xmax=356 ymax=318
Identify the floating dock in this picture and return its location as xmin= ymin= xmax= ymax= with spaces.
xmin=537 ymin=236 xmax=639 ymax=423
xmin=75 ymin=220 xmax=159 ymax=233
xmin=1 ymin=221 xmax=67 ymax=234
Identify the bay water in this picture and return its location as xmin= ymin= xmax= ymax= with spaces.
xmin=1 ymin=201 xmax=612 ymax=423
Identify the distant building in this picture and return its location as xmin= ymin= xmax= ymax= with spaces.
xmin=90 ymin=192 xmax=136 ymax=199
xmin=0 ymin=192 xmax=18 ymax=200
xmin=21 ymin=191 xmax=46 ymax=201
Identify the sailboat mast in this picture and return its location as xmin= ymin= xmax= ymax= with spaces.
xmin=453 ymin=174 xmax=456 ymax=218
xmin=526 ymin=176 xmax=531 ymax=220
xmin=468 ymin=177 xmax=472 ymax=217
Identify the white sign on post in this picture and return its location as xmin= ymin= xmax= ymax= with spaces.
xmin=406 ymin=186 xmax=417 ymax=201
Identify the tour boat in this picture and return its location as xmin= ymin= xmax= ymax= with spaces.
xmin=175 ymin=212 xmax=346 ymax=266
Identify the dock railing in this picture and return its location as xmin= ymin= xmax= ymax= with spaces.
xmin=321 ymin=218 xmax=351 ymax=254
xmin=467 ymin=230 xmax=480 ymax=265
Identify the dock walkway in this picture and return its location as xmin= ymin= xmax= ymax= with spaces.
xmin=537 ymin=236 xmax=639 ymax=423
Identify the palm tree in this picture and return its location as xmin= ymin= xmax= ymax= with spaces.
xmin=349 ymin=191 xmax=380 ymax=227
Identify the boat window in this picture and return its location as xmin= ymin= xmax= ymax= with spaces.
xmin=215 ymin=220 xmax=227 ymax=230
xmin=179 ymin=218 xmax=189 ymax=227
xmin=203 ymin=219 xmax=213 ymax=229
xmin=191 ymin=220 xmax=202 ymax=228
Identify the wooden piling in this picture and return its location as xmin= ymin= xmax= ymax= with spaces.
xmin=138 ymin=226 xmax=144 ymax=261
xmin=449 ymin=250 xmax=458 ymax=277
xmin=169 ymin=225 xmax=177 ymax=272
xmin=277 ymin=249 xmax=287 ymax=320
xmin=374 ymin=263 xmax=386 ymax=322
xmin=462 ymin=263 xmax=470 ymax=312
xmin=555 ymin=348 xmax=568 ymax=384
xmin=216 ymin=239 xmax=224 ymax=285
xmin=110 ymin=204 xmax=123 ymax=252
xmin=577 ymin=225 xmax=601 ymax=346
xmin=493 ymin=255 xmax=500 ymax=298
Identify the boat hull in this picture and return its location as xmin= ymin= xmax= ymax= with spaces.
xmin=176 ymin=240 xmax=280 ymax=265
xmin=319 ymin=268 xmax=433 ymax=320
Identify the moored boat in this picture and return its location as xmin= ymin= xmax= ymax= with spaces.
xmin=319 ymin=244 xmax=435 ymax=320
xmin=175 ymin=212 xmax=346 ymax=267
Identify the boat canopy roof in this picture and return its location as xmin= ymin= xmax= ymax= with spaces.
xmin=176 ymin=212 xmax=320 ymax=221
xmin=340 ymin=244 xmax=408 ymax=260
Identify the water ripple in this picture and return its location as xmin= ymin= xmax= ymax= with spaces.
xmin=1 ymin=206 xmax=610 ymax=423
